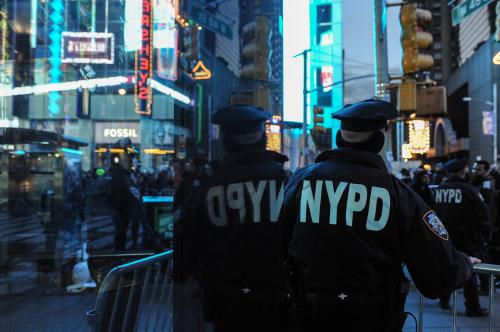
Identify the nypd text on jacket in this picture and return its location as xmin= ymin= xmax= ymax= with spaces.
xmin=299 ymin=180 xmax=390 ymax=231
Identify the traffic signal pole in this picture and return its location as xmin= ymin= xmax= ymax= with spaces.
xmin=295 ymin=49 xmax=312 ymax=166
xmin=373 ymin=0 xmax=395 ymax=165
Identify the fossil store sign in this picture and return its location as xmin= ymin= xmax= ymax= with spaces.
xmin=95 ymin=122 xmax=141 ymax=144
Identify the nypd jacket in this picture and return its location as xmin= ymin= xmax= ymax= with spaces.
xmin=282 ymin=148 xmax=472 ymax=300
xmin=174 ymin=149 xmax=289 ymax=292
xmin=433 ymin=176 xmax=490 ymax=254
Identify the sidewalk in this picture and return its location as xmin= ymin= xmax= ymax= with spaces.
xmin=403 ymin=287 xmax=500 ymax=331
xmin=0 ymin=285 xmax=499 ymax=331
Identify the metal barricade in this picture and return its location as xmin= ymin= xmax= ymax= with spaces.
xmin=417 ymin=263 xmax=500 ymax=332
xmin=87 ymin=250 xmax=173 ymax=332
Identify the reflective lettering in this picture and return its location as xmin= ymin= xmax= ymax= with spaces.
xmin=207 ymin=186 xmax=227 ymax=226
xmin=300 ymin=180 xmax=323 ymax=223
xmin=448 ymin=189 xmax=455 ymax=202
xmin=325 ymin=181 xmax=347 ymax=225
xmin=366 ymin=187 xmax=390 ymax=231
xmin=245 ymin=181 xmax=267 ymax=223
xmin=345 ymin=183 xmax=367 ymax=227
xmin=269 ymin=180 xmax=284 ymax=222
xmin=227 ymin=183 xmax=246 ymax=223
xmin=435 ymin=189 xmax=443 ymax=203
xmin=455 ymin=189 xmax=462 ymax=203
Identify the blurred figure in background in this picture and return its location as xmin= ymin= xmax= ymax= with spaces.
xmin=472 ymin=160 xmax=498 ymax=293
xmin=411 ymin=170 xmax=433 ymax=205
xmin=400 ymin=168 xmax=412 ymax=186
xmin=431 ymin=162 xmax=446 ymax=185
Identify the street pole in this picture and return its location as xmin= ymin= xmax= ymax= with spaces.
xmin=294 ymin=49 xmax=312 ymax=166
xmin=493 ymin=83 xmax=497 ymax=164
xmin=373 ymin=0 xmax=394 ymax=166
xmin=373 ymin=0 xmax=389 ymax=100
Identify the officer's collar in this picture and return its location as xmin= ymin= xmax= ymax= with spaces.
xmin=315 ymin=148 xmax=387 ymax=171
xmin=223 ymin=149 xmax=288 ymax=168
xmin=445 ymin=175 xmax=468 ymax=183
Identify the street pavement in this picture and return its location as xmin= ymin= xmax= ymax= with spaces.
xmin=403 ymin=286 xmax=500 ymax=331
xmin=0 ymin=284 xmax=499 ymax=331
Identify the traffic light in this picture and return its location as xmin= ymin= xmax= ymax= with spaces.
xmin=398 ymin=79 xmax=417 ymax=113
xmin=400 ymin=4 xmax=434 ymax=74
xmin=182 ymin=27 xmax=199 ymax=61
xmin=253 ymin=85 xmax=270 ymax=110
xmin=313 ymin=106 xmax=325 ymax=133
xmin=240 ymin=16 xmax=270 ymax=80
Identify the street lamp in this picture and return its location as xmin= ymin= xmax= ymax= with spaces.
xmin=462 ymin=84 xmax=498 ymax=163
xmin=462 ymin=96 xmax=494 ymax=106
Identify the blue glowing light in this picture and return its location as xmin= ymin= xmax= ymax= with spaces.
xmin=48 ymin=0 xmax=64 ymax=116
xmin=12 ymin=150 xmax=26 ymax=156
xmin=60 ymin=147 xmax=83 ymax=156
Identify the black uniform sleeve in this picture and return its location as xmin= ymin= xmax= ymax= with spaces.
xmin=395 ymin=179 xmax=473 ymax=299
xmin=472 ymin=187 xmax=491 ymax=229
xmin=173 ymin=186 xmax=205 ymax=283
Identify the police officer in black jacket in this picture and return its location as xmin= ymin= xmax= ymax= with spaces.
xmin=174 ymin=105 xmax=289 ymax=332
xmin=433 ymin=158 xmax=489 ymax=316
xmin=281 ymin=99 xmax=476 ymax=332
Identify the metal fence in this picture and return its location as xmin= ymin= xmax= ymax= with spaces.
xmin=418 ymin=263 xmax=500 ymax=332
xmin=87 ymin=250 xmax=173 ymax=332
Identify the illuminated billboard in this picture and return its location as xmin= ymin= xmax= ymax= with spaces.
xmin=310 ymin=0 xmax=343 ymax=131
xmin=154 ymin=0 xmax=178 ymax=81
xmin=283 ymin=0 xmax=342 ymax=131
xmin=125 ymin=0 xmax=178 ymax=81
xmin=61 ymin=32 xmax=114 ymax=64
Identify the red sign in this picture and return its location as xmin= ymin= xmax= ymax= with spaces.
xmin=135 ymin=0 xmax=154 ymax=115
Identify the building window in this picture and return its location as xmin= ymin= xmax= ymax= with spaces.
xmin=316 ymin=5 xmax=333 ymax=46
xmin=204 ymin=30 xmax=216 ymax=54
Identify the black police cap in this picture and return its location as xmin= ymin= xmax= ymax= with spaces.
xmin=212 ymin=104 xmax=271 ymax=135
xmin=331 ymin=99 xmax=398 ymax=132
xmin=443 ymin=159 xmax=467 ymax=172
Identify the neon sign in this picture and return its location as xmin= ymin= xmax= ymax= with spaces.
xmin=48 ymin=0 xmax=64 ymax=116
xmin=134 ymin=0 xmax=154 ymax=115
xmin=266 ymin=115 xmax=282 ymax=152
xmin=190 ymin=60 xmax=212 ymax=80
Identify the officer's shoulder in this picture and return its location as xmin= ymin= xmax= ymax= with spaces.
xmin=460 ymin=181 xmax=480 ymax=193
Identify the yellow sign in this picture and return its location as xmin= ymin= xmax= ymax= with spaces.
xmin=408 ymin=120 xmax=430 ymax=154
xmin=191 ymin=60 xmax=212 ymax=80
xmin=266 ymin=116 xmax=281 ymax=152
xmin=493 ymin=51 xmax=500 ymax=65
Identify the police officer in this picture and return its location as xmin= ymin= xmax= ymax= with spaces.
xmin=281 ymin=99 xmax=476 ymax=331
xmin=434 ymin=159 xmax=489 ymax=316
xmin=174 ymin=105 xmax=289 ymax=332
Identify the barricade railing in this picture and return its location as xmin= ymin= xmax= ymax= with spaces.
xmin=87 ymin=250 xmax=173 ymax=332
xmin=417 ymin=263 xmax=500 ymax=332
